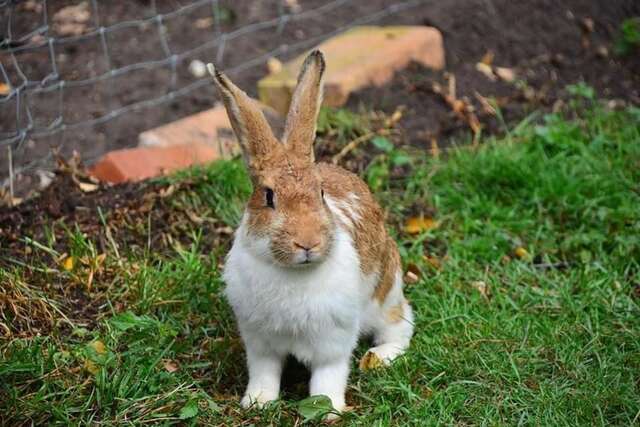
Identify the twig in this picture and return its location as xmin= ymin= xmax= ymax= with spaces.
xmin=331 ymin=131 xmax=376 ymax=165
xmin=331 ymin=107 xmax=403 ymax=165
xmin=432 ymin=76 xmax=482 ymax=146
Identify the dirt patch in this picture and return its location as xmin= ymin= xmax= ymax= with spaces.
xmin=3 ymin=0 xmax=638 ymax=199
xmin=0 ymin=162 xmax=234 ymax=337
xmin=347 ymin=0 xmax=640 ymax=150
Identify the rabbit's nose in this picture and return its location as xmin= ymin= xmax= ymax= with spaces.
xmin=294 ymin=239 xmax=321 ymax=252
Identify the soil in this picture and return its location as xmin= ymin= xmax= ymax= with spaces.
xmin=0 ymin=0 xmax=638 ymax=245
xmin=346 ymin=0 xmax=640 ymax=149
xmin=2 ymin=0 xmax=639 ymax=198
xmin=1 ymin=0 xmax=639 ymax=338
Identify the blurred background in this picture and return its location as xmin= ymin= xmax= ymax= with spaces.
xmin=1 ymin=0 xmax=638 ymax=201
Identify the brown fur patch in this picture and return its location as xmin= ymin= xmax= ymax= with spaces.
xmin=318 ymin=163 xmax=402 ymax=302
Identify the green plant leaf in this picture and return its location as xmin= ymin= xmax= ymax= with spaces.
xmin=371 ymin=136 xmax=394 ymax=153
xmin=109 ymin=312 xmax=154 ymax=331
xmin=391 ymin=151 xmax=412 ymax=167
xmin=297 ymin=395 xmax=333 ymax=420
xmin=179 ymin=400 xmax=199 ymax=419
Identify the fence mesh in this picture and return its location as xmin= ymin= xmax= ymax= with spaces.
xmin=1 ymin=0 xmax=428 ymax=196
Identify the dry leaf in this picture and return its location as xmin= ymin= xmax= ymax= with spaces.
xmin=266 ymin=57 xmax=283 ymax=74
xmin=405 ymin=263 xmax=421 ymax=284
xmin=163 ymin=359 xmax=179 ymax=373
xmin=0 ymin=83 xmax=10 ymax=96
xmin=471 ymin=280 xmax=490 ymax=299
xmin=596 ymin=45 xmax=609 ymax=58
xmin=581 ymin=17 xmax=594 ymax=33
xmin=195 ymin=17 xmax=214 ymax=29
xmin=284 ymin=0 xmax=302 ymax=13
xmin=78 ymin=181 xmax=98 ymax=192
xmin=159 ymin=184 xmax=176 ymax=198
xmin=385 ymin=107 xmax=404 ymax=127
xmin=480 ymin=51 xmax=495 ymax=66
xmin=359 ymin=351 xmax=384 ymax=371
xmin=423 ymin=255 xmax=442 ymax=270
xmin=90 ymin=340 xmax=106 ymax=355
xmin=495 ymin=67 xmax=516 ymax=82
xmin=62 ymin=256 xmax=75 ymax=271
xmin=474 ymin=92 xmax=497 ymax=115
xmin=95 ymin=253 xmax=107 ymax=267
xmin=21 ymin=0 xmax=43 ymax=13
xmin=475 ymin=62 xmax=496 ymax=81
xmin=53 ymin=2 xmax=90 ymax=36
xmin=405 ymin=217 xmax=438 ymax=234
xmin=185 ymin=210 xmax=205 ymax=224
xmin=430 ymin=137 xmax=440 ymax=158
xmin=84 ymin=359 xmax=99 ymax=374
xmin=404 ymin=270 xmax=419 ymax=285
xmin=515 ymin=247 xmax=530 ymax=260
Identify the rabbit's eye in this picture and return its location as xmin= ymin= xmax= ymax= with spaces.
xmin=321 ymin=189 xmax=325 ymax=199
xmin=265 ymin=188 xmax=275 ymax=209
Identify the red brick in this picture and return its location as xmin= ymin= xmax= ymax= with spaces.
xmin=258 ymin=26 xmax=445 ymax=114
xmin=138 ymin=102 xmax=283 ymax=153
xmin=90 ymin=142 xmax=219 ymax=184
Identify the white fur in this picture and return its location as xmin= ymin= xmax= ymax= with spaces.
xmin=223 ymin=210 xmax=413 ymax=414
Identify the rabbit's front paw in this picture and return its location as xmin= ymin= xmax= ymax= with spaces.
xmin=240 ymin=390 xmax=278 ymax=409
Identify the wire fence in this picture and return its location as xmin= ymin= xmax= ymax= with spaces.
xmin=1 ymin=0 xmax=428 ymax=197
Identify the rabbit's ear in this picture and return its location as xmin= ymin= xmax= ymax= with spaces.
xmin=282 ymin=50 xmax=325 ymax=163
xmin=207 ymin=64 xmax=279 ymax=169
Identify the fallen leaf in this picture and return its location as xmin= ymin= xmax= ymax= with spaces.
xmin=159 ymin=184 xmax=176 ymax=198
xmin=86 ymin=269 xmax=94 ymax=291
xmin=53 ymin=1 xmax=90 ymax=36
xmin=406 ymin=262 xmax=421 ymax=278
xmin=429 ymin=137 xmax=440 ymax=158
xmin=581 ymin=17 xmax=594 ymax=33
xmin=423 ymin=255 xmax=442 ymax=270
xmin=20 ymin=0 xmax=42 ymax=13
xmin=95 ymin=253 xmax=107 ymax=267
xmin=514 ymin=247 xmax=530 ymax=259
xmin=359 ymin=351 xmax=384 ymax=370
xmin=404 ymin=270 xmax=419 ymax=285
xmin=386 ymin=107 xmax=404 ymax=127
xmin=89 ymin=340 xmax=106 ymax=355
xmin=266 ymin=57 xmax=283 ymax=74
xmin=480 ymin=50 xmax=495 ymax=65
xmin=62 ymin=256 xmax=75 ymax=271
xmin=78 ymin=181 xmax=98 ymax=192
xmin=0 ymin=83 xmax=10 ymax=96
xmin=474 ymin=91 xmax=497 ymax=115
xmin=83 ymin=359 xmax=99 ymax=374
xmin=163 ymin=359 xmax=179 ymax=373
xmin=471 ymin=280 xmax=490 ymax=299
xmin=195 ymin=17 xmax=213 ymax=29
xmin=405 ymin=217 xmax=438 ymax=234
xmin=284 ymin=0 xmax=302 ymax=13
xmin=596 ymin=45 xmax=609 ymax=58
xmin=185 ymin=210 xmax=205 ymax=224
xmin=495 ymin=67 xmax=516 ymax=82
xmin=475 ymin=62 xmax=496 ymax=81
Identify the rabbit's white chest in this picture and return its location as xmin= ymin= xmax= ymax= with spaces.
xmin=223 ymin=225 xmax=366 ymax=363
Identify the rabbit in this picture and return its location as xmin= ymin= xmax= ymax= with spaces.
xmin=207 ymin=50 xmax=414 ymax=416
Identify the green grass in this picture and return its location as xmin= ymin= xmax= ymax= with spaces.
xmin=1 ymin=98 xmax=639 ymax=425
